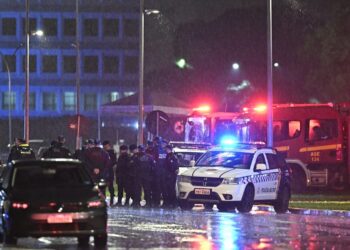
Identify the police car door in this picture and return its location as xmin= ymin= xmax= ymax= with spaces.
xmin=253 ymin=153 xmax=277 ymax=200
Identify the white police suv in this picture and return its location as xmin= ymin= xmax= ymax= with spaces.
xmin=177 ymin=143 xmax=291 ymax=213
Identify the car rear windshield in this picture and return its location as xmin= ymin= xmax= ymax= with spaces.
xmin=12 ymin=164 xmax=92 ymax=189
xmin=196 ymin=151 xmax=253 ymax=169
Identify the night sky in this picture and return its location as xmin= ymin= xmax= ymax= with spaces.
xmin=142 ymin=0 xmax=349 ymax=109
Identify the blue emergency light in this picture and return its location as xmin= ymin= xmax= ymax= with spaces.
xmin=220 ymin=136 xmax=237 ymax=146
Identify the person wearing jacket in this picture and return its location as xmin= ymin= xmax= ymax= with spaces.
xmin=128 ymin=144 xmax=141 ymax=208
xmin=42 ymin=136 xmax=72 ymax=159
xmin=8 ymin=138 xmax=36 ymax=163
xmin=115 ymin=145 xmax=130 ymax=206
xmin=163 ymin=145 xmax=179 ymax=208
xmin=138 ymin=145 xmax=156 ymax=207
xmin=102 ymin=140 xmax=116 ymax=206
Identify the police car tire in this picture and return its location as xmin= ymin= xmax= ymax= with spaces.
xmin=4 ymin=228 xmax=17 ymax=245
xmin=78 ymin=236 xmax=90 ymax=246
xmin=237 ymin=185 xmax=254 ymax=213
xmin=273 ymin=186 xmax=290 ymax=214
xmin=179 ymin=201 xmax=193 ymax=210
xmin=217 ymin=203 xmax=235 ymax=212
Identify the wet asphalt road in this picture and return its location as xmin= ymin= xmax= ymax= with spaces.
xmin=3 ymin=205 xmax=350 ymax=249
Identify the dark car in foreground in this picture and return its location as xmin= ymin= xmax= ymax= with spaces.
xmin=0 ymin=159 xmax=107 ymax=246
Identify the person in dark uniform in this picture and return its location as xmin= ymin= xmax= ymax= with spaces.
xmin=163 ymin=145 xmax=179 ymax=208
xmin=83 ymin=139 xmax=111 ymax=197
xmin=128 ymin=144 xmax=141 ymax=208
xmin=138 ymin=145 xmax=156 ymax=208
xmin=8 ymin=138 xmax=36 ymax=163
xmin=42 ymin=136 xmax=72 ymax=158
xmin=115 ymin=145 xmax=130 ymax=206
xmin=102 ymin=140 xmax=116 ymax=206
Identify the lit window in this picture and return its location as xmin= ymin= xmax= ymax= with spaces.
xmin=111 ymin=92 xmax=119 ymax=101
xmin=101 ymin=92 xmax=119 ymax=104
xmin=84 ymin=93 xmax=97 ymax=111
xmin=2 ymin=92 xmax=16 ymax=110
xmin=63 ymin=92 xmax=76 ymax=111
xmin=2 ymin=18 xmax=16 ymax=36
xmin=124 ymin=91 xmax=135 ymax=97
xmin=42 ymin=92 xmax=57 ymax=111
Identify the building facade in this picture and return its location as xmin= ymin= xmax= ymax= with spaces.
xmin=0 ymin=0 xmax=139 ymax=119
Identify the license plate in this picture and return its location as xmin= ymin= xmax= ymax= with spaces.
xmin=194 ymin=188 xmax=211 ymax=195
xmin=47 ymin=214 xmax=73 ymax=224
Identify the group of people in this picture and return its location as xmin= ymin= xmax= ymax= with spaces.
xmin=6 ymin=136 xmax=179 ymax=209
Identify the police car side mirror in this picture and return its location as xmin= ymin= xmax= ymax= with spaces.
xmin=255 ymin=163 xmax=267 ymax=171
xmin=189 ymin=160 xmax=196 ymax=167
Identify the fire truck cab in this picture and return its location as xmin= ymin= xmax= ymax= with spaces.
xmin=232 ymin=103 xmax=350 ymax=192
xmin=185 ymin=106 xmax=239 ymax=145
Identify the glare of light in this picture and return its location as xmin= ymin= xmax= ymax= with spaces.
xmin=193 ymin=105 xmax=211 ymax=112
xmin=273 ymin=62 xmax=279 ymax=68
xmin=133 ymin=122 xmax=139 ymax=129
xmin=33 ymin=30 xmax=44 ymax=36
xmin=253 ymin=105 xmax=267 ymax=112
xmin=176 ymin=58 xmax=187 ymax=69
xmin=145 ymin=9 xmax=160 ymax=15
xmin=220 ymin=136 xmax=237 ymax=146
xmin=232 ymin=63 xmax=240 ymax=70
xmin=242 ymin=107 xmax=249 ymax=113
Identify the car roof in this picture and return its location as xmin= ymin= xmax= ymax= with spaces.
xmin=173 ymin=148 xmax=208 ymax=153
xmin=9 ymin=159 xmax=82 ymax=168
xmin=210 ymin=143 xmax=276 ymax=154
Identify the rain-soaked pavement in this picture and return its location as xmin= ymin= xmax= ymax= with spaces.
xmin=3 ymin=205 xmax=350 ymax=249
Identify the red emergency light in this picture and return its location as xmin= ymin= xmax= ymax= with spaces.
xmin=193 ymin=105 xmax=211 ymax=112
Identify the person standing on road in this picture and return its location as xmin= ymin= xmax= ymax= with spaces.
xmin=128 ymin=144 xmax=141 ymax=208
xmin=7 ymin=138 xmax=36 ymax=163
xmin=42 ymin=135 xmax=72 ymax=158
xmin=138 ymin=145 xmax=156 ymax=207
xmin=83 ymin=139 xmax=111 ymax=197
xmin=115 ymin=145 xmax=130 ymax=206
xmin=163 ymin=145 xmax=179 ymax=208
xmin=102 ymin=140 xmax=116 ymax=206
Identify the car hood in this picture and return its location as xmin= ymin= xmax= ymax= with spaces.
xmin=182 ymin=167 xmax=248 ymax=178
xmin=11 ymin=186 xmax=99 ymax=203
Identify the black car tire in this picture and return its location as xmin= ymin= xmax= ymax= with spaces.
xmin=94 ymin=233 xmax=107 ymax=247
xmin=274 ymin=185 xmax=290 ymax=213
xmin=204 ymin=204 xmax=213 ymax=210
xmin=217 ymin=203 xmax=235 ymax=212
xmin=179 ymin=200 xmax=193 ymax=210
xmin=237 ymin=185 xmax=254 ymax=213
xmin=77 ymin=236 xmax=90 ymax=246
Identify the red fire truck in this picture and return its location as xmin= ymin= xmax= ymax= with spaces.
xmin=231 ymin=103 xmax=350 ymax=192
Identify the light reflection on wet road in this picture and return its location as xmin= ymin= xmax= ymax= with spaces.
xmin=3 ymin=206 xmax=350 ymax=249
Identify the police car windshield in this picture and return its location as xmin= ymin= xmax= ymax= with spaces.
xmin=196 ymin=151 xmax=253 ymax=169
xmin=12 ymin=164 xmax=92 ymax=189
xmin=174 ymin=152 xmax=204 ymax=167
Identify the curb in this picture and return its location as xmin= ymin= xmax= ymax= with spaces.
xmin=255 ymin=205 xmax=350 ymax=217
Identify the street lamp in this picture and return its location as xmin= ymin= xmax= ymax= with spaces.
xmin=267 ymin=0 xmax=273 ymax=147
xmin=75 ymin=0 xmax=81 ymax=150
xmin=138 ymin=0 xmax=159 ymax=145
xmin=232 ymin=62 xmax=240 ymax=70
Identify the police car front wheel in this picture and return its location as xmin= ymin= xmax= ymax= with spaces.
xmin=179 ymin=201 xmax=193 ymax=210
xmin=237 ymin=185 xmax=254 ymax=213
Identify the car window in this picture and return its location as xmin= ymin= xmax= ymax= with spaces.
xmin=0 ymin=167 xmax=11 ymax=190
xmin=266 ymin=153 xmax=279 ymax=169
xmin=12 ymin=164 xmax=92 ymax=189
xmin=175 ymin=152 xmax=204 ymax=167
xmin=255 ymin=154 xmax=266 ymax=169
xmin=196 ymin=151 xmax=253 ymax=169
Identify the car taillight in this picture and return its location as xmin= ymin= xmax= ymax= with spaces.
xmin=12 ymin=202 xmax=29 ymax=209
xmin=336 ymin=144 xmax=343 ymax=161
xmin=87 ymin=200 xmax=103 ymax=208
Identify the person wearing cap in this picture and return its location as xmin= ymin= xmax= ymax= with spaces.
xmin=138 ymin=145 xmax=156 ymax=207
xmin=8 ymin=138 xmax=36 ymax=163
xmin=83 ymin=139 xmax=111 ymax=195
xmin=115 ymin=145 xmax=130 ymax=206
xmin=102 ymin=140 xmax=116 ymax=206
xmin=42 ymin=135 xmax=72 ymax=159
xmin=163 ymin=144 xmax=179 ymax=208
xmin=128 ymin=144 xmax=141 ymax=208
